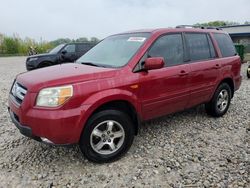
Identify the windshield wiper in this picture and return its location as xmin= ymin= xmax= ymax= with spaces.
xmin=79 ymin=62 xmax=110 ymax=68
xmin=79 ymin=62 xmax=100 ymax=67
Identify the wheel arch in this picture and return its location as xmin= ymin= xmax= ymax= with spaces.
xmin=77 ymin=90 xmax=141 ymax=142
xmin=219 ymin=77 xmax=235 ymax=98
xmin=38 ymin=60 xmax=53 ymax=68
xmin=90 ymin=100 xmax=140 ymax=135
xmin=210 ymin=77 xmax=235 ymax=102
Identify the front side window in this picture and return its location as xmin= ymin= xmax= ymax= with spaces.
xmin=64 ymin=44 xmax=75 ymax=53
xmin=148 ymin=34 xmax=184 ymax=66
xmin=213 ymin=33 xmax=236 ymax=57
xmin=185 ymin=33 xmax=211 ymax=61
xmin=76 ymin=33 xmax=150 ymax=68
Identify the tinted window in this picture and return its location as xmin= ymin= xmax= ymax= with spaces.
xmin=186 ymin=33 xmax=211 ymax=61
xmin=214 ymin=33 xmax=236 ymax=57
xmin=64 ymin=44 xmax=75 ymax=53
xmin=148 ymin=34 xmax=184 ymax=66
xmin=77 ymin=44 xmax=94 ymax=52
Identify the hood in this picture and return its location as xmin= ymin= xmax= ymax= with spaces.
xmin=16 ymin=63 xmax=117 ymax=92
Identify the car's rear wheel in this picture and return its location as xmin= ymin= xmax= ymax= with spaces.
xmin=79 ymin=109 xmax=135 ymax=163
xmin=205 ymin=83 xmax=232 ymax=117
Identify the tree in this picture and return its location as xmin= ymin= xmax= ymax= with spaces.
xmin=49 ymin=38 xmax=71 ymax=46
xmin=2 ymin=36 xmax=20 ymax=54
xmin=75 ymin=37 xmax=88 ymax=42
xmin=195 ymin=20 xmax=239 ymax=27
xmin=90 ymin=37 xmax=99 ymax=43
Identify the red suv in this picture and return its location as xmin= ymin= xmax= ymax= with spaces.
xmin=8 ymin=27 xmax=242 ymax=163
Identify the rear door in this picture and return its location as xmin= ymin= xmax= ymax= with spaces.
xmin=184 ymin=33 xmax=220 ymax=108
xmin=138 ymin=33 xmax=191 ymax=120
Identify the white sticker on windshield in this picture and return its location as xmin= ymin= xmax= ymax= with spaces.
xmin=127 ymin=37 xmax=146 ymax=42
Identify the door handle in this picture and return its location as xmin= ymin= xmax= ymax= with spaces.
xmin=179 ymin=70 xmax=188 ymax=76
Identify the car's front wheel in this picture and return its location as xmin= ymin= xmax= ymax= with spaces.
xmin=79 ymin=109 xmax=135 ymax=163
xmin=205 ymin=83 xmax=232 ymax=117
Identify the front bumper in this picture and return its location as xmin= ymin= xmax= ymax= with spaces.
xmin=8 ymin=107 xmax=42 ymax=142
xmin=8 ymin=93 xmax=84 ymax=145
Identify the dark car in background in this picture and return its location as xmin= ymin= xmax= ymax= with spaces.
xmin=26 ymin=42 xmax=96 ymax=70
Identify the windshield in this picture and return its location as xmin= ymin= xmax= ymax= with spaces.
xmin=49 ymin=44 xmax=65 ymax=54
xmin=76 ymin=33 xmax=150 ymax=68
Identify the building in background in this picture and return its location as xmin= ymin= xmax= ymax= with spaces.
xmin=221 ymin=24 xmax=250 ymax=61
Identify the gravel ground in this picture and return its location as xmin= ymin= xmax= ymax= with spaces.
xmin=0 ymin=57 xmax=249 ymax=188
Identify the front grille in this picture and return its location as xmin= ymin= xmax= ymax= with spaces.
xmin=11 ymin=81 xmax=27 ymax=104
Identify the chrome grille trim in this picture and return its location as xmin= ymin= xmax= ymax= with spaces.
xmin=11 ymin=81 xmax=27 ymax=104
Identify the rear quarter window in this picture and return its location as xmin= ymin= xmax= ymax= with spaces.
xmin=213 ymin=33 xmax=236 ymax=57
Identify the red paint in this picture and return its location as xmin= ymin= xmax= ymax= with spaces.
xmin=144 ymin=57 xmax=164 ymax=70
xmin=8 ymin=28 xmax=242 ymax=144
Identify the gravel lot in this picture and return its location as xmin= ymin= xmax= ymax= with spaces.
xmin=0 ymin=57 xmax=249 ymax=188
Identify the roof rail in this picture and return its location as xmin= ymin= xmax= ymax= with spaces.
xmin=176 ymin=25 xmax=199 ymax=28
xmin=176 ymin=25 xmax=222 ymax=30
xmin=206 ymin=26 xmax=222 ymax=30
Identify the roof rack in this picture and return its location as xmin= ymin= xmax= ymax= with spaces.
xmin=176 ymin=25 xmax=222 ymax=30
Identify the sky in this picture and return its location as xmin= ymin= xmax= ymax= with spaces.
xmin=0 ymin=0 xmax=250 ymax=41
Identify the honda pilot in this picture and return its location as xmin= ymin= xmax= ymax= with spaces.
xmin=8 ymin=27 xmax=242 ymax=163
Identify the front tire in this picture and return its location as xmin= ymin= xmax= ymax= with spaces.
xmin=205 ymin=83 xmax=232 ymax=117
xmin=79 ymin=110 xmax=135 ymax=163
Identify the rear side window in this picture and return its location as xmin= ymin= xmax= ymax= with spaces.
xmin=213 ymin=33 xmax=236 ymax=57
xmin=148 ymin=34 xmax=184 ymax=66
xmin=185 ymin=33 xmax=211 ymax=61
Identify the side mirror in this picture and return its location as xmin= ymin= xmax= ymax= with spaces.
xmin=144 ymin=57 xmax=164 ymax=70
xmin=61 ymin=49 xmax=67 ymax=54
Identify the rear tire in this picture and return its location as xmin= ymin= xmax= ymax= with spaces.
xmin=205 ymin=83 xmax=232 ymax=117
xmin=79 ymin=110 xmax=135 ymax=163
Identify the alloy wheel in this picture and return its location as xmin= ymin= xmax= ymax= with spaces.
xmin=90 ymin=120 xmax=125 ymax=155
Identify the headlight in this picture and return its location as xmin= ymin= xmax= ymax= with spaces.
xmin=36 ymin=85 xmax=73 ymax=107
xmin=29 ymin=57 xmax=38 ymax=61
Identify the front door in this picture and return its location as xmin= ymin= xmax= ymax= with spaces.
xmin=138 ymin=33 xmax=191 ymax=120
